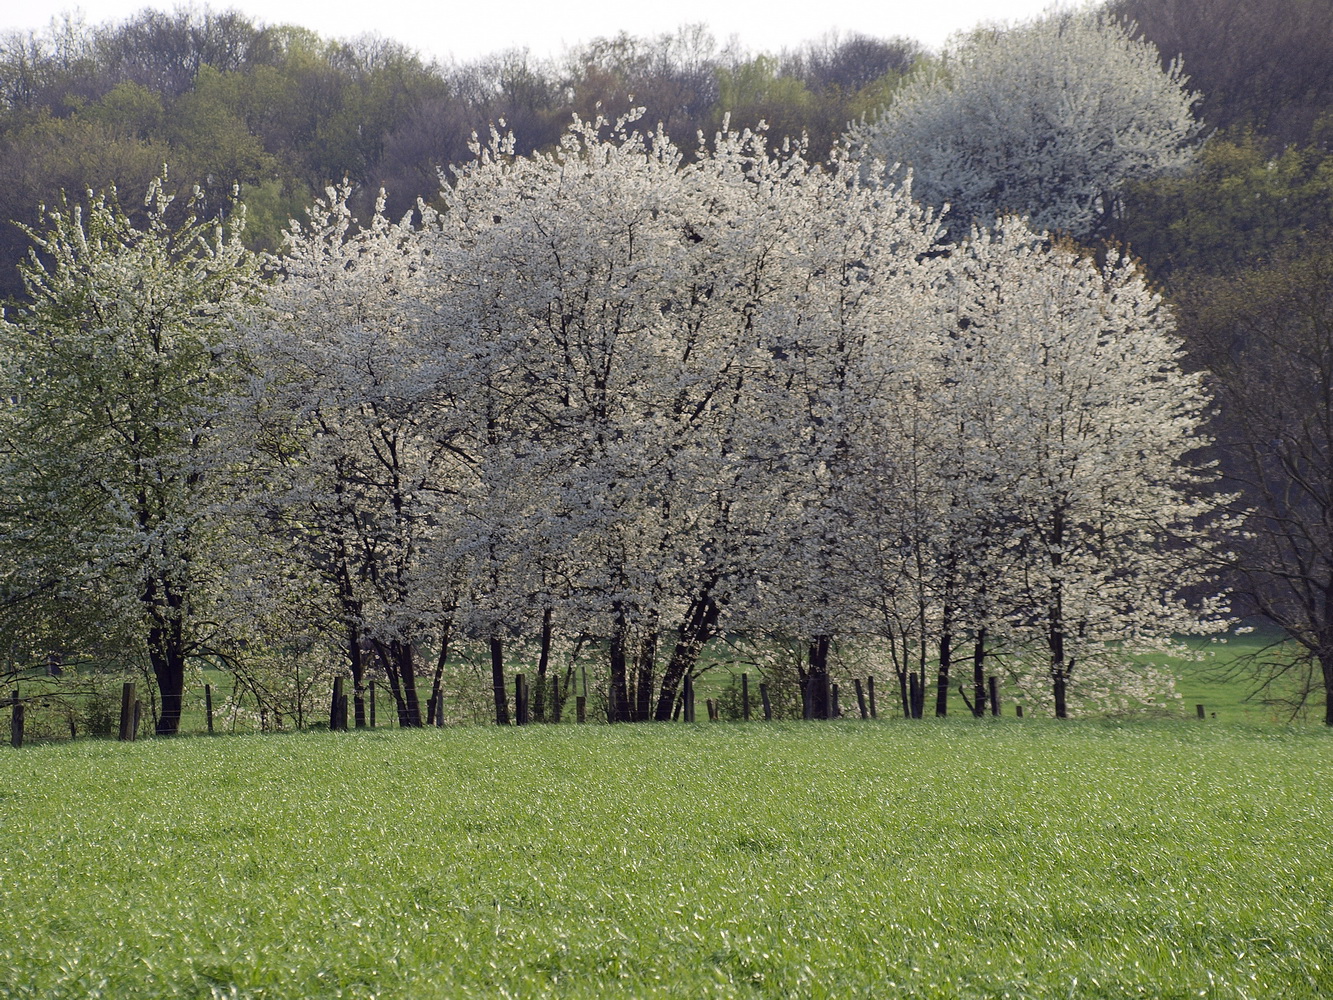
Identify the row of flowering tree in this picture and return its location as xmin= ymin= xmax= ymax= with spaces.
xmin=0 ymin=113 xmax=1227 ymax=732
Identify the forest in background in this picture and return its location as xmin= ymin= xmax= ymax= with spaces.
xmin=2 ymin=1 xmax=1329 ymax=295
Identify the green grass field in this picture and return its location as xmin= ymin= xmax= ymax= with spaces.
xmin=2 ymin=720 xmax=1330 ymax=998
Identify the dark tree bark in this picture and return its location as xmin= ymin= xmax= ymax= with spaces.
xmin=372 ymin=640 xmax=408 ymax=726
xmin=424 ymin=619 xmax=451 ymax=729
xmin=807 ymin=635 xmax=832 ymax=719
xmin=370 ymin=638 xmax=422 ymax=727
xmin=490 ymin=632 xmax=509 ymax=726
xmin=935 ymin=618 xmax=952 ymax=718
xmin=1046 ymin=506 xmax=1070 ymax=719
xmin=348 ymin=625 xmax=367 ymax=729
xmin=971 ymin=628 xmax=988 ymax=719
xmin=634 ymin=627 xmax=658 ymax=723
xmin=607 ymin=611 xmax=633 ymax=723
xmin=143 ymin=571 xmax=187 ymax=736
xmin=393 ymin=639 xmax=422 ymax=727
xmin=653 ymin=589 xmax=720 ymax=721
xmin=533 ymin=607 xmax=553 ymax=722
xmin=148 ymin=635 xmax=187 ymax=736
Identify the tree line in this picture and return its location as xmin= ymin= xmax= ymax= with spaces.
xmin=0 ymin=117 xmax=1222 ymax=734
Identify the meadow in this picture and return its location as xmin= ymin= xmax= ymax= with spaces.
xmin=1 ymin=719 xmax=1330 ymax=999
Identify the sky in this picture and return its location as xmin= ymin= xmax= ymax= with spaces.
xmin=8 ymin=0 xmax=1080 ymax=63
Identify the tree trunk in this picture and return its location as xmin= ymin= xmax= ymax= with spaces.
xmin=971 ymin=628 xmax=988 ymax=719
xmin=1049 ymin=508 xmax=1069 ymax=719
xmin=393 ymin=639 xmax=422 ymax=727
xmin=1053 ymin=665 xmax=1069 ymax=719
xmin=887 ymin=629 xmax=911 ymax=718
xmin=143 ymin=573 xmax=187 ymax=736
xmin=150 ymin=639 xmax=186 ymax=736
xmin=534 ymin=607 xmax=553 ymax=723
xmin=607 ymin=613 xmax=631 ymax=723
xmin=653 ymin=590 xmax=720 ymax=721
xmin=808 ymin=635 xmax=831 ymax=718
xmin=1322 ymin=651 xmax=1333 ymax=726
xmin=371 ymin=639 xmax=410 ymax=727
xmin=490 ymin=632 xmax=509 ymax=726
xmin=935 ymin=620 xmax=952 ymax=717
xmin=349 ymin=625 xmax=367 ymax=729
xmin=635 ymin=629 xmax=657 ymax=722
xmin=424 ymin=620 xmax=451 ymax=728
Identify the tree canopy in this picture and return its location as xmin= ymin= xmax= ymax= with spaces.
xmin=0 ymin=175 xmax=256 ymax=733
xmin=849 ymin=9 xmax=1201 ymax=239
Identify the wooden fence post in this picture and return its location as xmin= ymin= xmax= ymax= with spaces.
xmin=683 ymin=673 xmax=695 ymax=723
xmin=118 ymin=682 xmax=136 ymax=741
xmin=551 ymin=675 xmax=563 ymax=724
xmin=369 ymin=681 xmax=377 ymax=728
xmin=1016 ymin=704 xmax=1024 ymax=718
xmin=741 ymin=673 xmax=750 ymax=721
xmin=854 ymin=678 xmax=868 ymax=719
xmin=831 ymin=683 xmax=841 ymax=719
xmin=760 ymin=682 xmax=772 ymax=721
xmin=132 ymin=700 xmax=142 ymax=741
xmin=706 ymin=697 xmax=717 ymax=722
xmin=988 ymin=676 xmax=1000 ymax=717
xmin=10 ymin=689 xmax=23 ymax=749
xmin=576 ymin=695 xmax=587 ymax=724
xmin=867 ymin=675 xmax=877 ymax=719
xmin=516 ymin=674 xmax=528 ymax=726
xmin=1196 ymin=704 xmax=1206 ymax=719
xmin=204 ymin=683 xmax=214 ymax=734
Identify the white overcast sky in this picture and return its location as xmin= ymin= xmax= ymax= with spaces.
xmin=9 ymin=1 xmax=1082 ymax=63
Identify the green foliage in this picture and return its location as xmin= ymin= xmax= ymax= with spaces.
xmin=164 ymin=68 xmax=275 ymax=185
xmin=716 ymin=56 xmax=816 ymax=132
xmin=232 ymin=176 xmax=313 ymax=254
xmin=78 ymin=681 xmax=119 ymax=738
xmin=1117 ymin=131 xmax=1333 ymax=277
xmin=0 ymin=723 xmax=1330 ymax=997
xmin=80 ymin=81 xmax=165 ymax=138
xmin=715 ymin=53 xmax=912 ymax=157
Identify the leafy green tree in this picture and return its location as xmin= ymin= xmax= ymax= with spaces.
xmin=1116 ymin=132 xmax=1333 ymax=278
xmin=0 ymin=176 xmax=256 ymax=734
xmin=715 ymin=55 xmax=817 ymax=143
xmin=164 ymin=66 xmax=275 ymax=187
xmin=0 ymin=110 xmax=176 ymax=299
